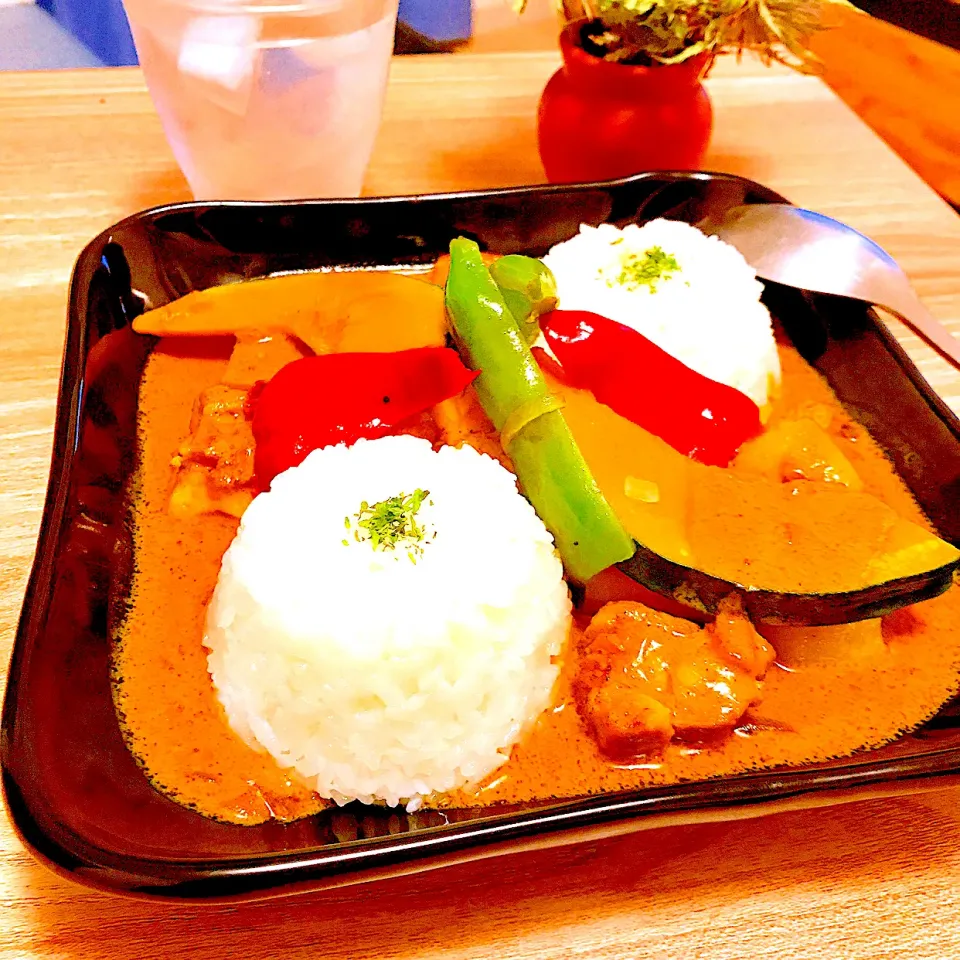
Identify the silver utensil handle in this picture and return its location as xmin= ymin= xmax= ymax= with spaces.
xmin=876 ymin=297 xmax=960 ymax=369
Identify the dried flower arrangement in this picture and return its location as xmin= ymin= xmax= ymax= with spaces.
xmin=516 ymin=0 xmax=856 ymax=71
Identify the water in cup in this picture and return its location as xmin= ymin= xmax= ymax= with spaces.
xmin=123 ymin=0 xmax=399 ymax=200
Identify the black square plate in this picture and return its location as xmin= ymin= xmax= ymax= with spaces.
xmin=4 ymin=172 xmax=960 ymax=901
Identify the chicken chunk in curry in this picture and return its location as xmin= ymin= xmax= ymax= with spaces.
xmin=576 ymin=597 xmax=776 ymax=759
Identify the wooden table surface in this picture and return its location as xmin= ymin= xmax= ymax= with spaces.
xmin=2 ymin=52 xmax=960 ymax=959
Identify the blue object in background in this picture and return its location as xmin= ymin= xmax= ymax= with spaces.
xmin=39 ymin=0 xmax=473 ymax=65
xmin=3 ymin=0 xmax=474 ymax=70
xmin=37 ymin=0 xmax=138 ymax=66
xmin=398 ymin=0 xmax=472 ymax=45
xmin=0 ymin=5 xmax=105 ymax=69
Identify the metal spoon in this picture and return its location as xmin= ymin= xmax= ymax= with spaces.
xmin=702 ymin=203 xmax=960 ymax=368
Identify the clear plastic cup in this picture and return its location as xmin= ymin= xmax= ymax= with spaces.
xmin=122 ymin=0 xmax=399 ymax=200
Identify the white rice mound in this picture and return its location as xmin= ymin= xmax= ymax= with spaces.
xmin=541 ymin=219 xmax=781 ymax=408
xmin=204 ymin=435 xmax=571 ymax=810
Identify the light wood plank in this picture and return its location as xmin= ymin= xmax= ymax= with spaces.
xmin=814 ymin=7 xmax=960 ymax=207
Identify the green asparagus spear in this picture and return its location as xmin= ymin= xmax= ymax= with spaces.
xmin=489 ymin=255 xmax=558 ymax=346
xmin=444 ymin=237 xmax=633 ymax=583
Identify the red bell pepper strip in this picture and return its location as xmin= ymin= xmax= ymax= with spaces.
xmin=251 ymin=347 xmax=478 ymax=486
xmin=539 ymin=310 xmax=761 ymax=467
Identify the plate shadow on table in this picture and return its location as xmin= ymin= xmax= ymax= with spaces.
xmin=12 ymin=790 xmax=960 ymax=959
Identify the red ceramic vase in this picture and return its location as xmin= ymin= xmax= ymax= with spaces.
xmin=538 ymin=24 xmax=714 ymax=183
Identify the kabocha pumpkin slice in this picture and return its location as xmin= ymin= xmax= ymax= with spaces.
xmin=552 ymin=371 xmax=959 ymax=626
xmin=133 ymin=271 xmax=447 ymax=354
xmin=732 ymin=417 xmax=863 ymax=489
xmin=617 ymin=500 xmax=958 ymax=627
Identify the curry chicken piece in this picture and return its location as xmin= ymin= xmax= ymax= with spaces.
xmin=170 ymin=383 xmax=257 ymax=519
xmin=179 ymin=384 xmax=255 ymax=485
xmin=170 ymin=387 xmax=445 ymax=520
xmin=576 ymin=598 xmax=775 ymax=760
xmin=168 ymin=332 xmax=452 ymax=520
xmin=168 ymin=333 xmax=306 ymax=519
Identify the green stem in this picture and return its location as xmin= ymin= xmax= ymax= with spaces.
xmin=444 ymin=238 xmax=634 ymax=583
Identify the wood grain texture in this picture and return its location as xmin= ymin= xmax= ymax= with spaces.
xmin=813 ymin=6 xmax=960 ymax=207
xmin=470 ymin=0 xmax=560 ymax=51
xmin=1 ymin=54 xmax=960 ymax=958
xmin=470 ymin=2 xmax=960 ymax=206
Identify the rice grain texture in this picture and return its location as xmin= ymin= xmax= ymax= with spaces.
xmin=205 ymin=435 xmax=571 ymax=809
xmin=542 ymin=219 xmax=781 ymax=408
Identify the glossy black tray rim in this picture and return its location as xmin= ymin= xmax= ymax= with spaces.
xmin=10 ymin=749 xmax=960 ymax=902
xmin=4 ymin=171 xmax=960 ymax=902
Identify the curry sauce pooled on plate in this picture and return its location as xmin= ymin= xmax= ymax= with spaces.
xmin=114 ymin=219 xmax=960 ymax=824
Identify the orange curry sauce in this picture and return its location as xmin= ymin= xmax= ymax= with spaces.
xmin=114 ymin=328 xmax=960 ymax=825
